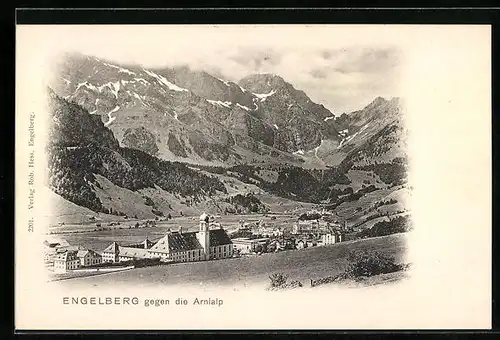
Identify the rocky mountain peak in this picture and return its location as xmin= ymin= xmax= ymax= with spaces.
xmin=155 ymin=65 xmax=254 ymax=108
xmin=50 ymin=53 xmax=403 ymax=169
xmin=238 ymin=73 xmax=287 ymax=94
xmin=366 ymin=96 xmax=389 ymax=109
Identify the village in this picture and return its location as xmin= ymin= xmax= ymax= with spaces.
xmin=44 ymin=210 xmax=349 ymax=275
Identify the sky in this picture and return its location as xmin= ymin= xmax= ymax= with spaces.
xmin=28 ymin=25 xmax=403 ymax=113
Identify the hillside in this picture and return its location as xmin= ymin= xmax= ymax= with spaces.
xmin=51 ymin=53 xmax=343 ymax=167
xmin=58 ymin=233 xmax=409 ymax=289
xmin=51 ymin=53 xmax=406 ymax=171
xmin=45 ymin=90 xmax=409 ymax=227
xmin=46 ymin=53 xmax=410 ymax=230
xmin=46 ymin=91 xmax=280 ymax=221
xmin=237 ymin=73 xmax=343 ymax=154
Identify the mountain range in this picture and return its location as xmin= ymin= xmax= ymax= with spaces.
xmin=46 ymin=53 xmax=409 ymax=225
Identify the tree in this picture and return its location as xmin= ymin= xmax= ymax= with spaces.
xmin=255 ymin=244 xmax=266 ymax=253
xmin=345 ymin=250 xmax=403 ymax=278
xmin=269 ymin=273 xmax=288 ymax=287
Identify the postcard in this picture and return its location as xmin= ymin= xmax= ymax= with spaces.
xmin=15 ymin=23 xmax=492 ymax=330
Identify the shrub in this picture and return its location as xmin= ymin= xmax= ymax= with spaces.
xmin=284 ymin=280 xmax=303 ymax=288
xmin=298 ymin=212 xmax=322 ymax=221
xmin=269 ymin=272 xmax=288 ymax=287
xmin=268 ymin=273 xmax=303 ymax=290
xmin=223 ymin=193 xmax=269 ymax=214
xmin=344 ymin=250 xmax=404 ymax=279
xmin=357 ymin=215 xmax=412 ymax=238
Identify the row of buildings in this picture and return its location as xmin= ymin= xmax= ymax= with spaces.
xmin=44 ymin=239 xmax=105 ymax=273
xmin=292 ymin=219 xmax=347 ymax=235
xmin=46 ymin=212 xmax=347 ymax=273
xmin=231 ymin=229 xmax=344 ymax=255
xmin=52 ymin=248 xmax=103 ymax=272
xmin=47 ymin=213 xmax=235 ymax=273
xmin=230 ymin=212 xmax=347 ymax=255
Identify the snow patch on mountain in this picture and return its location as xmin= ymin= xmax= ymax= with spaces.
xmin=293 ymin=149 xmax=304 ymax=156
xmin=108 ymin=81 xmax=121 ymax=98
xmin=324 ymin=116 xmax=335 ymax=122
xmin=337 ymin=124 xmax=370 ymax=149
xmin=254 ymin=90 xmax=276 ymax=102
xmin=273 ymin=124 xmax=279 ymax=130
xmin=78 ymin=81 xmax=121 ymax=98
xmin=339 ymin=129 xmax=349 ymax=137
xmin=104 ymin=106 xmax=120 ymax=127
xmin=238 ymin=84 xmax=247 ymax=92
xmin=314 ymin=141 xmax=322 ymax=160
xmin=144 ymin=70 xmax=188 ymax=92
xmin=135 ymin=78 xmax=150 ymax=86
xmin=252 ymin=97 xmax=259 ymax=111
xmin=76 ymin=81 xmax=88 ymax=92
xmin=103 ymin=62 xmax=136 ymax=75
xmin=131 ymin=92 xmax=147 ymax=106
xmin=76 ymin=78 xmax=156 ymax=103
xmin=207 ymin=100 xmax=232 ymax=109
xmin=61 ymin=77 xmax=71 ymax=85
xmin=236 ymin=103 xmax=250 ymax=111
xmin=216 ymin=77 xmax=230 ymax=86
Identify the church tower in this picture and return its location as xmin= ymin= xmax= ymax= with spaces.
xmin=197 ymin=212 xmax=210 ymax=260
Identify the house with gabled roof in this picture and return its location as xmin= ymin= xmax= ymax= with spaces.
xmin=102 ymin=213 xmax=233 ymax=264
xmin=102 ymin=242 xmax=120 ymax=263
xmin=126 ymin=236 xmax=156 ymax=250
xmin=101 ymin=241 xmax=156 ymax=263
xmin=231 ymin=237 xmax=269 ymax=254
xmin=53 ymin=250 xmax=80 ymax=273
xmin=148 ymin=213 xmax=233 ymax=263
xmin=43 ymin=238 xmax=76 ymax=265
xmin=148 ymin=231 xmax=204 ymax=262
xmin=116 ymin=246 xmax=153 ymax=262
xmin=76 ymin=249 xmax=103 ymax=267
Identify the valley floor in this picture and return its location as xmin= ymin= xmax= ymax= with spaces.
xmin=46 ymin=213 xmax=298 ymax=251
xmin=54 ymin=233 xmax=409 ymax=290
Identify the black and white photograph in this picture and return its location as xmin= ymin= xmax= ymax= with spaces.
xmin=43 ymin=25 xmax=410 ymax=290
xmin=15 ymin=23 xmax=491 ymax=330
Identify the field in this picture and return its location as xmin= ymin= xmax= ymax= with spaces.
xmin=43 ymin=162 xmax=319 ymax=228
xmin=47 ymin=213 xmax=299 ymax=252
xmin=330 ymin=184 xmax=409 ymax=228
xmin=56 ymin=233 xmax=408 ymax=289
xmin=48 ymin=267 xmax=134 ymax=282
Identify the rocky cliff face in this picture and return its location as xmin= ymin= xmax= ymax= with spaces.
xmin=46 ymin=54 xmax=409 ymax=220
xmin=159 ymin=66 xmax=255 ymax=109
xmin=121 ymin=126 xmax=159 ymax=156
xmin=52 ymin=54 xmax=349 ymax=167
xmin=51 ymin=53 xmax=406 ymax=172
xmin=46 ymin=91 xmax=238 ymax=218
xmin=238 ymin=73 xmax=342 ymax=154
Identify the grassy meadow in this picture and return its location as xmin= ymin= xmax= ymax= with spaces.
xmin=56 ymin=233 xmax=408 ymax=289
xmin=47 ymin=213 xmax=298 ymax=252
